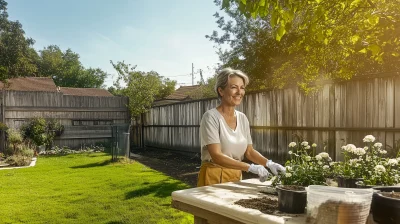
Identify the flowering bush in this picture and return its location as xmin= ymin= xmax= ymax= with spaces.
xmin=272 ymin=141 xmax=333 ymax=187
xmin=334 ymin=135 xmax=400 ymax=186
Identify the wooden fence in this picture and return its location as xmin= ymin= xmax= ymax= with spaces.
xmin=135 ymin=74 xmax=400 ymax=163
xmin=0 ymin=90 xmax=130 ymax=150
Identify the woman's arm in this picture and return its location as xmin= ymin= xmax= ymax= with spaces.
xmin=244 ymin=145 xmax=268 ymax=165
xmin=207 ymin=143 xmax=251 ymax=171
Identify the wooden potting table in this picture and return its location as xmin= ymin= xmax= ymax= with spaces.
xmin=171 ymin=179 xmax=306 ymax=224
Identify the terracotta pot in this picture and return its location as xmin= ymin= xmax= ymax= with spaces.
xmin=371 ymin=186 xmax=400 ymax=224
xmin=336 ymin=176 xmax=362 ymax=188
xmin=276 ymin=185 xmax=307 ymax=214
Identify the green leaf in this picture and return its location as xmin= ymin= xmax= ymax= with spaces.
xmin=276 ymin=25 xmax=286 ymax=41
xmin=368 ymin=44 xmax=381 ymax=56
xmin=259 ymin=0 xmax=265 ymax=7
xmin=350 ymin=0 xmax=361 ymax=8
xmin=222 ymin=0 xmax=230 ymax=9
xmin=359 ymin=48 xmax=367 ymax=53
xmin=350 ymin=35 xmax=360 ymax=44
xmin=241 ymin=0 xmax=247 ymax=5
xmin=324 ymin=38 xmax=328 ymax=45
xmin=368 ymin=15 xmax=379 ymax=26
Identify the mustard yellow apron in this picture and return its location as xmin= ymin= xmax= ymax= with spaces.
xmin=197 ymin=162 xmax=242 ymax=187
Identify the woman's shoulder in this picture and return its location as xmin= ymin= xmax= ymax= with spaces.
xmin=235 ymin=110 xmax=249 ymax=121
xmin=203 ymin=108 xmax=219 ymax=117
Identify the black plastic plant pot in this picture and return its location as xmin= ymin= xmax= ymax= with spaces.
xmin=371 ymin=186 xmax=400 ymax=224
xmin=336 ymin=176 xmax=362 ymax=188
xmin=276 ymin=185 xmax=307 ymax=214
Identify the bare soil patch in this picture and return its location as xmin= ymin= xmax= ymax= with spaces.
xmin=130 ymin=147 xmax=258 ymax=187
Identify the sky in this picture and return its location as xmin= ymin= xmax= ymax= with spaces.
xmin=7 ymin=0 xmax=225 ymax=88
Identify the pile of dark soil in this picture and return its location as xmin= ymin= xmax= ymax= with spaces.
xmin=234 ymin=196 xmax=300 ymax=217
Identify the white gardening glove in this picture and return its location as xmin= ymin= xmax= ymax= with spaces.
xmin=248 ymin=164 xmax=270 ymax=182
xmin=266 ymin=160 xmax=286 ymax=175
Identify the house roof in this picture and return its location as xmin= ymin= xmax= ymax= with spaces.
xmin=164 ymin=85 xmax=200 ymax=100
xmin=0 ymin=77 xmax=57 ymax=92
xmin=0 ymin=77 xmax=113 ymax=96
xmin=60 ymin=87 xmax=113 ymax=97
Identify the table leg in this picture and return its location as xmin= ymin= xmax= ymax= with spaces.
xmin=194 ymin=215 xmax=208 ymax=224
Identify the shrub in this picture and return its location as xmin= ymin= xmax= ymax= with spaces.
xmin=5 ymin=155 xmax=31 ymax=166
xmin=20 ymin=118 xmax=64 ymax=150
xmin=7 ymin=128 xmax=23 ymax=153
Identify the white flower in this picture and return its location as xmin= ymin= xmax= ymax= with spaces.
xmin=353 ymin=148 xmax=366 ymax=156
xmin=374 ymin=142 xmax=383 ymax=148
xmin=312 ymin=143 xmax=317 ymax=148
xmin=366 ymin=155 xmax=372 ymax=162
xmin=315 ymin=155 xmax=322 ymax=161
xmin=378 ymin=149 xmax=387 ymax=154
xmin=318 ymin=161 xmax=323 ymax=165
xmin=288 ymin=150 xmax=293 ymax=155
xmin=288 ymin=142 xmax=297 ymax=147
xmin=285 ymin=173 xmax=292 ymax=178
xmin=388 ymin=159 xmax=398 ymax=166
xmin=344 ymin=144 xmax=356 ymax=153
xmin=363 ymin=146 xmax=369 ymax=151
xmin=374 ymin=165 xmax=386 ymax=174
xmin=286 ymin=166 xmax=293 ymax=172
xmin=305 ymin=156 xmax=311 ymax=161
xmin=318 ymin=152 xmax=329 ymax=158
xmin=397 ymin=157 xmax=400 ymax=162
xmin=270 ymin=176 xmax=277 ymax=182
xmin=329 ymin=162 xmax=337 ymax=166
xmin=301 ymin=141 xmax=309 ymax=147
xmin=305 ymin=145 xmax=311 ymax=150
xmin=363 ymin=135 xmax=376 ymax=143
xmin=323 ymin=165 xmax=329 ymax=170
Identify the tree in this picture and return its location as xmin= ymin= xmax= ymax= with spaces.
xmin=110 ymin=61 xmax=176 ymax=118
xmin=0 ymin=0 xmax=38 ymax=81
xmin=215 ymin=0 xmax=400 ymax=91
xmin=37 ymin=45 xmax=108 ymax=88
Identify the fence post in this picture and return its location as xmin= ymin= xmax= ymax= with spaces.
xmin=0 ymin=88 xmax=5 ymax=152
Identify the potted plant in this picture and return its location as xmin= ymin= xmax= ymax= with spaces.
xmin=333 ymin=135 xmax=400 ymax=188
xmin=371 ymin=186 xmax=400 ymax=224
xmin=271 ymin=141 xmax=333 ymax=214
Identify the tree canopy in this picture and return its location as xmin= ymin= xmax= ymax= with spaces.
xmin=0 ymin=0 xmax=108 ymax=88
xmin=109 ymin=61 xmax=176 ymax=118
xmin=212 ymin=0 xmax=400 ymax=92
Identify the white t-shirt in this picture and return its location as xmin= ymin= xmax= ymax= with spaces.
xmin=200 ymin=108 xmax=252 ymax=162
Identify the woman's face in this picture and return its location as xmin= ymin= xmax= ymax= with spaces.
xmin=218 ymin=75 xmax=245 ymax=107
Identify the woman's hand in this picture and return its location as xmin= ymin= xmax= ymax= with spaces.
xmin=248 ymin=164 xmax=270 ymax=182
xmin=266 ymin=160 xmax=285 ymax=175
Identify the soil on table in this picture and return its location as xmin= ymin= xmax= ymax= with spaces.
xmin=130 ymin=147 xmax=259 ymax=187
xmin=381 ymin=191 xmax=400 ymax=199
xmin=234 ymin=196 xmax=300 ymax=217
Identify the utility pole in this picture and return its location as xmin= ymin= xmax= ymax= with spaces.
xmin=192 ymin=63 xmax=194 ymax=86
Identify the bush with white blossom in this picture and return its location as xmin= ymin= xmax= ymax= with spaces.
xmin=334 ymin=135 xmax=400 ymax=186
xmin=272 ymin=139 xmax=332 ymax=187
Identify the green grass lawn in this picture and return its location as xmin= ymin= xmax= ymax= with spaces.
xmin=0 ymin=153 xmax=193 ymax=224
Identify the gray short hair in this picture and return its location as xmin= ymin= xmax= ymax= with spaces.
xmin=214 ymin=68 xmax=249 ymax=99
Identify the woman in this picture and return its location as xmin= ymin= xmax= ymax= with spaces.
xmin=197 ymin=68 xmax=285 ymax=187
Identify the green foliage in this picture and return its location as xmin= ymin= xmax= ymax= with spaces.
xmin=0 ymin=0 xmax=37 ymax=81
xmin=37 ymin=45 xmax=108 ymax=88
xmin=20 ymin=118 xmax=63 ymax=150
xmin=5 ymin=154 xmax=31 ymax=166
xmin=334 ymin=135 xmax=400 ymax=186
xmin=6 ymin=128 xmax=22 ymax=153
xmin=214 ymin=0 xmax=400 ymax=91
xmin=110 ymin=61 xmax=176 ymax=117
xmin=188 ymin=75 xmax=218 ymax=99
xmin=0 ymin=121 xmax=7 ymax=131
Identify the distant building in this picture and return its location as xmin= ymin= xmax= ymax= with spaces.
xmin=152 ymin=85 xmax=201 ymax=106
xmin=0 ymin=77 xmax=113 ymax=96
